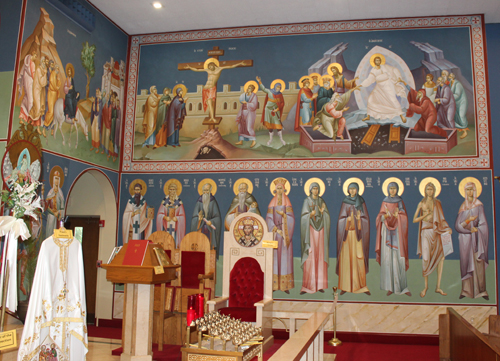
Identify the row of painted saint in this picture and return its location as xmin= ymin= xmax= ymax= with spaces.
xmin=122 ymin=175 xmax=488 ymax=300
xmin=141 ymin=55 xmax=469 ymax=151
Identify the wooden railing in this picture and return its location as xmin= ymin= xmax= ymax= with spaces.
xmin=439 ymin=307 xmax=500 ymax=361
xmin=268 ymin=312 xmax=329 ymax=361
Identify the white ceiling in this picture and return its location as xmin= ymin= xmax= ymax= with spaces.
xmin=89 ymin=0 xmax=500 ymax=35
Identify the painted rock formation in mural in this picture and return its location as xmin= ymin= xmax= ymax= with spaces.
xmin=17 ymin=8 xmax=66 ymax=101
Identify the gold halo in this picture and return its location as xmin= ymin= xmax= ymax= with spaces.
xmin=270 ymin=177 xmax=291 ymax=195
xmin=419 ymin=177 xmax=441 ymax=198
xmin=198 ymin=178 xmax=217 ymax=196
xmin=172 ymin=84 xmax=188 ymax=96
xmin=309 ymin=73 xmax=321 ymax=83
xmin=164 ymin=179 xmax=182 ymax=197
xmin=129 ymin=179 xmax=147 ymax=197
xmin=343 ymin=177 xmax=365 ymax=196
xmin=49 ymin=165 xmax=64 ymax=188
xmin=459 ymin=177 xmax=482 ymax=198
xmin=370 ymin=53 xmax=386 ymax=67
xmin=204 ymin=58 xmax=220 ymax=69
xmin=304 ymin=178 xmax=325 ymax=197
xmin=299 ymin=76 xmax=313 ymax=89
xmin=382 ymin=177 xmax=404 ymax=197
xmin=270 ymin=79 xmax=286 ymax=92
xmin=327 ymin=62 xmax=343 ymax=76
xmin=233 ymin=178 xmax=253 ymax=195
xmin=65 ymin=63 xmax=75 ymax=77
xmin=244 ymin=80 xmax=258 ymax=94
xmin=319 ymin=75 xmax=334 ymax=87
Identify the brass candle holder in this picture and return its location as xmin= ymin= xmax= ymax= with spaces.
xmin=328 ymin=286 xmax=342 ymax=346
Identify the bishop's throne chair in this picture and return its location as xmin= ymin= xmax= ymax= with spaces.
xmin=207 ymin=212 xmax=274 ymax=352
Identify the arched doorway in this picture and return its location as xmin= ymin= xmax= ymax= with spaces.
xmin=66 ymin=169 xmax=117 ymax=324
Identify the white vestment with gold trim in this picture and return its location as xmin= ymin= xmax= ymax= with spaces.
xmin=18 ymin=236 xmax=88 ymax=361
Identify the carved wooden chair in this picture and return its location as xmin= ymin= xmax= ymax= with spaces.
xmin=148 ymin=231 xmax=177 ymax=350
xmin=175 ymin=231 xmax=216 ymax=313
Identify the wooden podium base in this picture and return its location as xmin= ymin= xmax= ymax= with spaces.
xmin=202 ymin=117 xmax=222 ymax=129
xmin=121 ymin=284 xmax=154 ymax=361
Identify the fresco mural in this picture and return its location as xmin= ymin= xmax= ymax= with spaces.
xmin=118 ymin=170 xmax=496 ymax=305
xmin=11 ymin=1 xmax=127 ymax=170
xmin=124 ymin=16 xmax=490 ymax=174
xmin=40 ymin=152 xmax=119 ymax=242
xmin=114 ymin=16 xmax=495 ymax=320
xmin=0 ymin=0 xmax=23 ymax=138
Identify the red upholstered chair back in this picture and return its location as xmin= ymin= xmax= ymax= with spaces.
xmin=181 ymin=251 xmax=206 ymax=289
xmin=228 ymin=257 xmax=264 ymax=308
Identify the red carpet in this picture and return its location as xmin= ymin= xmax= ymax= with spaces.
xmin=90 ymin=325 xmax=439 ymax=361
xmin=328 ymin=342 xmax=439 ymax=361
xmin=88 ymin=325 xmax=122 ymax=339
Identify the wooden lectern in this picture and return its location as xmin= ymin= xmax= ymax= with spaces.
xmin=102 ymin=243 xmax=178 ymax=361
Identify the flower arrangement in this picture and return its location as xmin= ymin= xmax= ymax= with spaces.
xmin=0 ymin=174 xmax=44 ymax=308
xmin=1 ymin=179 xmax=43 ymax=220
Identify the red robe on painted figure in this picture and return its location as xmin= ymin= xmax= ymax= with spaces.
xmin=406 ymin=86 xmax=447 ymax=138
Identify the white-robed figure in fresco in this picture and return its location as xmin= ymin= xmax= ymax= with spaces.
xmin=359 ymin=54 xmax=407 ymax=123
xmin=375 ymin=179 xmax=411 ymax=297
xmin=300 ymin=180 xmax=330 ymax=295
xmin=122 ymin=181 xmax=152 ymax=243
xmin=6 ymin=149 xmax=31 ymax=187
xmin=45 ymin=171 xmax=65 ymax=238
xmin=455 ymin=178 xmax=489 ymax=300
xmin=266 ymin=178 xmax=295 ymax=293
xmin=156 ymin=180 xmax=186 ymax=248
xmin=18 ymin=235 xmax=88 ymax=361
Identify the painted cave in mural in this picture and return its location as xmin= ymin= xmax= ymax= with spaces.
xmin=131 ymin=26 xmax=478 ymax=163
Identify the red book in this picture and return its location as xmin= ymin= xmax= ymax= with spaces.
xmin=122 ymin=240 xmax=149 ymax=266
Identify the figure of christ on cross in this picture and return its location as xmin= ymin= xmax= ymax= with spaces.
xmin=179 ymin=47 xmax=253 ymax=126
xmin=183 ymin=58 xmax=247 ymax=122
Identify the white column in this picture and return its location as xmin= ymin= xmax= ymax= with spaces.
xmin=121 ymin=283 xmax=154 ymax=361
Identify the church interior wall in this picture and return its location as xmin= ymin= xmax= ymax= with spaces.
xmin=2 ymin=2 xmax=500 ymax=340
xmin=118 ymin=15 xmax=500 ymax=335
xmin=0 ymin=0 xmax=23 ymax=137
xmin=66 ymin=169 xmax=117 ymax=321
xmin=0 ymin=0 xmax=126 ymax=320
xmin=6 ymin=0 xmax=129 ymax=170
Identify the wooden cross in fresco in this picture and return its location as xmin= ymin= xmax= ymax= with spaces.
xmin=178 ymin=46 xmax=253 ymax=129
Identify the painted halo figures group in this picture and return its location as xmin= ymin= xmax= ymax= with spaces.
xmin=141 ymin=51 xmax=470 ymax=156
xmin=122 ymin=175 xmax=489 ymax=300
